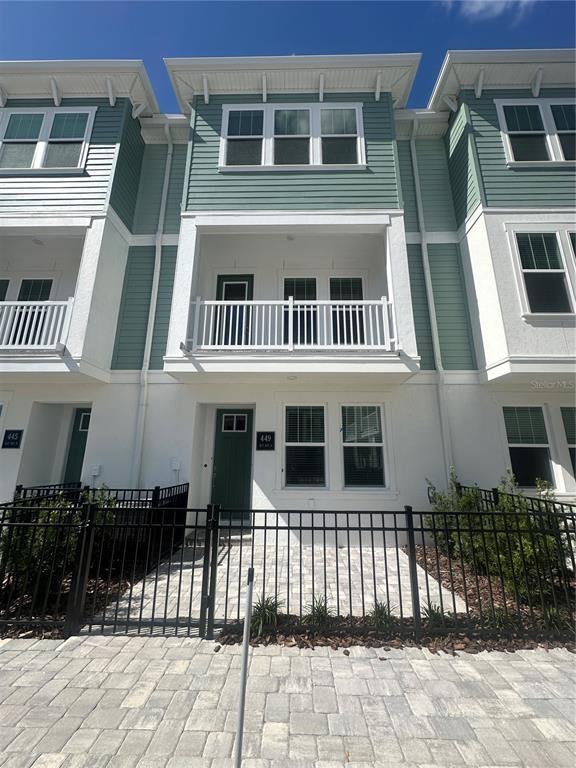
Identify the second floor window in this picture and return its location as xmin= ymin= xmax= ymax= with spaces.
xmin=220 ymin=103 xmax=365 ymax=169
xmin=0 ymin=107 xmax=95 ymax=172
xmin=496 ymin=99 xmax=575 ymax=164
xmin=515 ymin=233 xmax=573 ymax=314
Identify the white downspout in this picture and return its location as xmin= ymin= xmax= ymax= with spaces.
xmin=130 ymin=123 xmax=174 ymax=486
xmin=409 ymin=120 xmax=454 ymax=483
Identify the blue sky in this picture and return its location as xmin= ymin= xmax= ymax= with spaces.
xmin=0 ymin=1 xmax=574 ymax=110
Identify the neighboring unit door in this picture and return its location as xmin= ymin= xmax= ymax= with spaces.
xmin=215 ymin=275 xmax=254 ymax=346
xmin=63 ymin=408 xmax=91 ymax=483
xmin=211 ymin=409 xmax=253 ymax=523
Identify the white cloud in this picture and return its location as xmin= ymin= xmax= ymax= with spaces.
xmin=443 ymin=0 xmax=538 ymax=20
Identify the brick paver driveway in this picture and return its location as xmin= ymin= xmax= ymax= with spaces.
xmin=0 ymin=636 xmax=574 ymax=767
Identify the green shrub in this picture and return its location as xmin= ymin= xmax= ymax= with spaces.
xmin=368 ymin=601 xmax=397 ymax=632
xmin=304 ymin=596 xmax=334 ymax=629
xmin=250 ymin=594 xmax=283 ymax=637
xmin=427 ymin=470 xmax=571 ymax=605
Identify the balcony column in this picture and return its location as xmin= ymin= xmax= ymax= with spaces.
xmin=166 ymin=218 xmax=200 ymax=358
xmin=66 ymin=217 xmax=106 ymax=359
xmin=386 ymin=216 xmax=418 ymax=359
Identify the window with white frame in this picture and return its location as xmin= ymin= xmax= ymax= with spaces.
xmin=341 ymin=406 xmax=385 ymax=487
xmin=284 ymin=406 xmax=325 ymax=486
xmin=503 ymin=406 xmax=553 ymax=487
xmin=0 ymin=108 xmax=96 ymax=171
xmin=515 ymin=233 xmax=573 ymax=314
xmin=221 ymin=103 xmax=364 ymax=168
xmin=496 ymin=99 xmax=576 ymax=164
xmin=561 ymin=407 xmax=576 ymax=474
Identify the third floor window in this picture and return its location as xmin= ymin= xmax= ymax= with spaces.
xmin=496 ymin=99 xmax=575 ymax=165
xmin=220 ymin=103 xmax=366 ymax=170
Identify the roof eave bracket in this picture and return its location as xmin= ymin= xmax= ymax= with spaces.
xmin=132 ymin=102 xmax=147 ymax=119
xmin=532 ymin=68 xmax=543 ymax=98
xmin=443 ymin=95 xmax=458 ymax=113
xmin=202 ymin=75 xmax=209 ymax=105
xmin=106 ymin=78 xmax=116 ymax=107
xmin=50 ymin=77 xmax=61 ymax=107
xmin=319 ymin=73 xmax=325 ymax=102
xmin=262 ymin=74 xmax=267 ymax=103
xmin=0 ymin=86 xmax=6 ymax=108
xmin=474 ymin=68 xmax=485 ymax=99
xmin=375 ymin=72 xmax=382 ymax=102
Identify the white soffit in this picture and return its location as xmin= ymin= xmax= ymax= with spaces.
xmin=0 ymin=60 xmax=159 ymax=115
xmin=395 ymin=110 xmax=448 ymax=138
xmin=164 ymin=53 xmax=421 ymax=112
xmin=429 ymin=49 xmax=576 ymax=112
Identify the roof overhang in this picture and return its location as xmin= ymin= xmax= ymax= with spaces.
xmin=395 ymin=109 xmax=448 ymax=139
xmin=165 ymin=53 xmax=421 ymax=112
xmin=0 ymin=60 xmax=159 ymax=115
xmin=429 ymin=49 xmax=576 ymax=113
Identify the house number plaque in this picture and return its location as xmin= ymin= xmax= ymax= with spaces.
xmin=256 ymin=431 xmax=275 ymax=451
xmin=2 ymin=430 xmax=23 ymax=449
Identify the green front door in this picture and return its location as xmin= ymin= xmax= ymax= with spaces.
xmin=63 ymin=408 xmax=91 ymax=483
xmin=211 ymin=409 xmax=253 ymax=523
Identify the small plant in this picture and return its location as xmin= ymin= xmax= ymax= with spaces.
xmin=543 ymin=607 xmax=573 ymax=633
xmin=304 ymin=596 xmax=334 ymax=629
xmin=422 ymin=602 xmax=450 ymax=628
xmin=369 ymin=601 xmax=397 ymax=633
xmin=250 ymin=595 xmax=283 ymax=637
xmin=487 ymin=607 xmax=512 ymax=630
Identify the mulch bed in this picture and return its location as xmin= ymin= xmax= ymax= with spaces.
xmin=217 ymin=615 xmax=575 ymax=654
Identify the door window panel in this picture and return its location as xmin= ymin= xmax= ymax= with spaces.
xmin=284 ymin=278 xmax=317 ymax=345
xmin=330 ymin=278 xmax=365 ymax=345
xmin=342 ymin=406 xmax=385 ymax=487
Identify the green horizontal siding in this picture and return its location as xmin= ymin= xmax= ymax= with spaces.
xmin=415 ymin=139 xmax=456 ymax=232
xmin=133 ymin=145 xmax=168 ymax=234
xmin=187 ymin=92 xmax=400 ymax=211
xmin=164 ymin=144 xmax=186 ymax=233
xmin=406 ymin=244 xmax=435 ymax=370
xmin=465 ymin=88 xmax=576 ymax=209
xmin=445 ymin=104 xmax=482 ymax=227
xmin=0 ymin=98 xmax=124 ymax=213
xmin=428 ymin=243 xmax=476 ymax=370
xmin=109 ymin=103 xmax=145 ymax=231
xmin=111 ymin=246 xmax=154 ymax=370
xmin=397 ymin=141 xmax=419 ymax=232
xmin=150 ymin=246 xmax=177 ymax=369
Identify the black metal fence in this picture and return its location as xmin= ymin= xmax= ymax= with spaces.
xmin=0 ymin=487 xmax=573 ymax=639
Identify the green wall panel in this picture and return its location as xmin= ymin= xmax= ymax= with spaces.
xmin=164 ymin=144 xmax=186 ymax=233
xmin=150 ymin=246 xmax=177 ymax=369
xmin=445 ymin=104 xmax=483 ymax=227
xmin=111 ymin=246 xmax=154 ymax=370
xmin=415 ymin=140 xmax=456 ymax=232
xmin=397 ymin=141 xmax=419 ymax=233
xmin=465 ymin=88 xmax=576 ymax=209
xmin=187 ymin=92 xmax=400 ymax=211
xmin=406 ymin=244 xmax=435 ymax=370
xmin=133 ymin=145 xmax=168 ymax=234
xmin=428 ymin=243 xmax=476 ymax=370
xmin=0 ymin=98 xmax=124 ymax=214
xmin=109 ymin=103 xmax=145 ymax=230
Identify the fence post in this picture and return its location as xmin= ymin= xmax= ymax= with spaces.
xmin=206 ymin=504 xmax=221 ymax=641
xmin=491 ymin=487 xmax=500 ymax=507
xmin=152 ymin=486 xmax=161 ymax=508
xmin=13 ymin=485 xmax=22 ymax=502
xmin=455 ymin=482 xmax=463 ymax=498
xmin=404 ymin=505 xmax=422 ymax=637
xmin=63 ymin=497 xmax=95 ymax=637
xmin=200 ymin=504 xmax=214 ymax=638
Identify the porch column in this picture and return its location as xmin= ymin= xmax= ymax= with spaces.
xmin=166 ymin=218 xmax=200 ymax=358
xmin=66 ymin=217 xmax=106 ymax=359
xmin=386 ymin=215 xmax=418 ymax=359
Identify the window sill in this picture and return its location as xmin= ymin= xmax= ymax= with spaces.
xmin=218 ymin=164 xmax=367 ymax=173
xmin=0 ymin=167 xmax=86 ymax=176
xmin=506 ymin=160 xmax=576 ymax=169
xmin=522 ymin=312 xmax=576 ymax=325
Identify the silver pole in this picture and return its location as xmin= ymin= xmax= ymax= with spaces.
xmin=233 ymin=566 xmax=254 ymax=768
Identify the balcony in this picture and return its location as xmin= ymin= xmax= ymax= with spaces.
xmin=188 ymin=298 xmax=396 ymax=352
xmin=0 ymin=299 xmax=73 ymax=352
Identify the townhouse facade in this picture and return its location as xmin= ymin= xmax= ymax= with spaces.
xmin=0 ymin=50 xmax=574 ymax=511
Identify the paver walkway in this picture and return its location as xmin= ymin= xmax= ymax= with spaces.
xmin=0 ymin=635 xmax=574 ymax=767
xmin=88 ymin=541 xmax=465 ymax=633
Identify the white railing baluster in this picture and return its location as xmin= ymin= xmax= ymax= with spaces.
xmin=186 ymin=298 xmax=395 ymax=353
xmin=0 ymin=300 xmax=72 ymax=350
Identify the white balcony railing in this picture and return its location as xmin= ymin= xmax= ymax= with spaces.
xmin=188 ymin=298 xmax=396 ymax=352
xmin=0 ymin=299 xmax=73 ymax=351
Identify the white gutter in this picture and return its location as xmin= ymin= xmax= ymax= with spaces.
xmin=409 ymin=120 xmax=454 ymax=483
xmin=130 ymin=123 xmax=174 ymax=486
